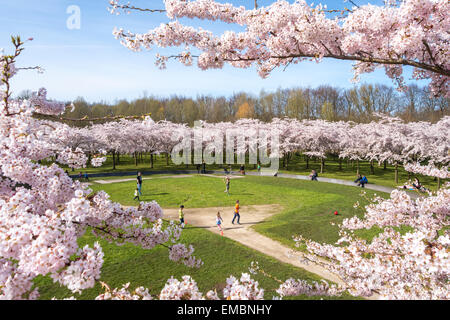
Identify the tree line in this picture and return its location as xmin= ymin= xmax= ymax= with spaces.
xmin=21 ymin=83 xmax=449 ymax=127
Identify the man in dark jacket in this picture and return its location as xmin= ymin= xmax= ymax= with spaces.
xmin=137 ymin=172 xmax=143 ymax=195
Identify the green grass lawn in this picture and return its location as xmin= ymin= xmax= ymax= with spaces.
xmin=34 ymin=222 xmax=357 ymax=300
xmin=59 ymin=153 xmax=446 ymax=191
xmin=36 ymin=175 xmax=377 ymax=300
xmin=88 ymin=175 xmax=384 ymax=248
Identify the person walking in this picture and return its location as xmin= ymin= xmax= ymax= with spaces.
xmin=232 ymin=200 xmax=241 ymax=225
xmin=216 ymin=212 xmax=224 ymax=236
xmin=137 ymin=172 xmax=143 ymax=196
xmin=179 ymin=205 xmax=185 ymax=228
xmin=309 ymin=169 xmax=318 ymax=181
xmin=257 ymin=162 xmax=261 ymax=174
xmin=84 ymin=172 xmax=89 ymax=181
xmin=133 ymin=188 xmax=140 ymax=201
xmin=224 ymin=176 xmax=231 ymax=195
xmin=202 ymin=161 xmax=206 ymax=174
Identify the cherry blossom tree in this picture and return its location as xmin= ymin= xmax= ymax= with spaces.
xmin=0 ymin=37 xmax=202 ymax=300
xmin=109 ymin=0 xmax=449 ymax=97
xmin=294 ymin=184 xmax=449 ymax=299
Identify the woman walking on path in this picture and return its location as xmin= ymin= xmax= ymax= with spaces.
xmin=232 ymin=200 xmax=241 ymax=225
xmin=179 ymin=205 xmax=185 ymax=228
xmin=223 ymin=176 xmax=231 ymax=195
xmin=137 ymin=172 xmax=143 ymax=196
xmin=216 ymin=212 xmax=224 ymax=236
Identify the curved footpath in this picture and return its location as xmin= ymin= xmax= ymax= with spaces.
xmin=161 ymin=204 xmax=346 ymax=286
xmin=85 ymin=170 xmax=422 ymax=298
xmin=83 ymin=169 xmax=420 ymax=200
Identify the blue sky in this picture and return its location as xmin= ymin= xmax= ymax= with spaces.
xmin=0 ymin=0 xmax=427 ymax=103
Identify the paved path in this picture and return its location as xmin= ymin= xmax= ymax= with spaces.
xmin=94 ymin=173 xmax=244 ymax=184
xmin=91 ymin=170 xmax=420 ymax=199
xmin=248 ymin=170 xmax=419 ymax=198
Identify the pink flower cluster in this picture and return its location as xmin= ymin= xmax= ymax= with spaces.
xmin=93 ymin=272 xmax=265 ymax=300
xmin=404 ymin=163 xmax=450 ymax=179
xmin=95 ymin=282 xmax=153 ymax=300
xmin=276 ymin=278 xmax=343 ymax=298
xmin=57 ymin=147 xmax=88 ymax=169
xmin=159 ymin=275 xmax=205 ymax=300
xmin=222 ymin=273 xmax=264 ymax=300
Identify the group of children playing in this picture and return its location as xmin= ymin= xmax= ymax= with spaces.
xmin=178 ymin=200 xmax=241 ymax=237
xmin=131 ymin=172 xmax=240 ymax=237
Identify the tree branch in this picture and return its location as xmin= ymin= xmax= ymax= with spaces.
xmin=224 ymin=53 xmax=450 ymax=77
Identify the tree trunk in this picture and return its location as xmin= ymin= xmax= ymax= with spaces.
xmin=150 ymin=153 xmax=154 ymax=169
xmin=166 ymin=153 xmax=169 ymax=166
xmin=117 ymin=152 xmax=120 ymax=164
xmin=87 ymin=152 xmax=91 ymax=168
xmin=306 ymin=156 xmax=309 ymax=169
xmin=384 ymin=160 xmax=387 ymax=170
xmin=395 ymin=162 xmax=398 ymax=184
xmin=112 ymin=151 xmax=116 ymax=170
xmin=339 ymin=158 xmax=342 ymax=171
xmin=320 ymin=158 xmax=325 ymax=174
xmin=134 ymin=152 xmax=138 ymax=166
xmin=286 ymin=152 xmax=290 ymax=169
xmin=370 ymin=160 xmax=374 ymax=175
xmin=437 ymin=164 xmax=441 ymax=189
xmin=356 ymin=159 xmax=360 ymax=175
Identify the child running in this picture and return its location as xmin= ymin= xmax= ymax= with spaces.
xmin=133 ymin=188 xmax=140 ymax=201
xmin=223 ymin=176 xmax=231 ymax=195
xmin=232 ymin=200 xmax=241 ymax=225
xmin=216 ymin=212 xmax=224 ymax=236
xmin=179 ymin=205 xmax=185 ymax=228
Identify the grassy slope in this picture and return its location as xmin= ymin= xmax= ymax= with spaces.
xmin=34 ymin=224 xmax=356 ymax=300
xmin=36 ymin=176 xmax=374 ymax=300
